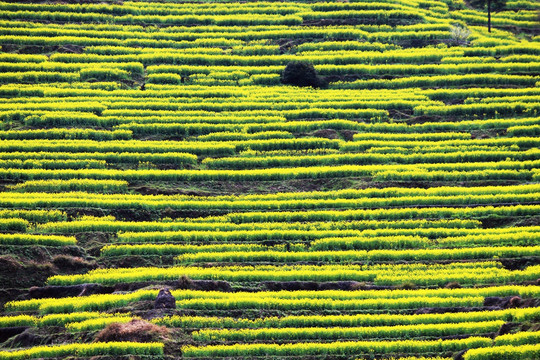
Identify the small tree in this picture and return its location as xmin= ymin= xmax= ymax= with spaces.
xmin=450 ymin=24 xmax=472 ymax=46
xmin=281 ymin=61 xmax=326 ymax=88
xmin=467 ymin=0 xmax=507 ymax=33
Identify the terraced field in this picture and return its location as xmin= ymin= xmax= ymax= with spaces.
xmin=0 ymin=0 xmax=539 ymax=359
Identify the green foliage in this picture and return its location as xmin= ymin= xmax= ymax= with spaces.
xmin=182 ymin=337 xmax=491 ymax=357
xmin=464 ymin=343 xmax=540 ymax=360
xmin=0 ymin=342 xmax=163 ymax=359
xmin=80 ymin=68 xmax=130 ymax=82
xmin=0 ymin=3 xmax=538 ymax=359
xmin=44 ymin=262 xmax=540 ymax=286
xmin=0 ymin=233 xmax=76 ymax=246
xmin=467 ymin=0 xmax=508 ymax=32
xmin=281 ymin=61 xmax=326 ymax=88
xmin=468 ymin=0 xmax=508 ymax=12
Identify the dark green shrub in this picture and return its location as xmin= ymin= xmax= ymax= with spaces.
xmin=281 ymin=61 xmax=326 ymax=88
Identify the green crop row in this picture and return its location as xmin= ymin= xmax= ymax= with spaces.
xmin=0 ymin=10 xmax=303 ymax=26
xmin=0 ymin=312 xmax=129 ymax=328
xmin=2 ymin=48 xmax=462 ymax=67
xmin=0 ymin=151 xmax=198 ymax=166
xmin=197 ymin=131 xmax=293 ymax=141
xmin=154 ymin=307 xmax=540 ymax=329
xmin=0 ymin=1 xmax=308 ymax=17
xmin=0 ymin=139 xmax=235 ymax=156
xmin=193 ymin=320 xmax=505 ymax=342
xmin=0 ymin=138 xmax=341 ymax=155
xmin=197 ymin=181 xmax=534 ymax=202
xmin=117 ymin=223 xmax=539 ymax=244
xmin=66 ymin=316 xmax=136 ymax=332
xmin=84 ymin=224 xmax=526 ymax=245
xmin=0 ymin=209 xmax=65 ymax=223
xmin=414 ymin=102 xmax=540 ymax=118
xmin=152 ymin=285 xmax=540 ymax=302
xmin=5 ymin=289 xmax=158 ymax=313
xmin=8 ymin=284 xmax=537 ymax=313
xmin=373 ymin=169 xmax=533 ymax=181
xmin=0 ymin=218 xmax=28 ymax=232
xmin=0 ymin=342 xmax=163 ymax=360
xmin=495 ymin=331 xmax=540 ymax=347
xmin=23 ymin=112 xmax=285 ymax=128
xmin=45 ymin=262 xmax=540 ymax=287
xmin=182 ymin=337 xmax=492 ymax=357
xmin=35 ymin=218 xmax=479 ymax=235
xmin=0 ymin=233 xmax=76 ymax=246
xmin=0 ymin=71 xmax=79 ymax=84
xmin=203 ymin=149 xmax=540 ymax=169
xmin=0 ymin=24 xmax=369 ymax=42
xmin=176 ymin=246 xmax=540 ymax=264
xmin=182 ymin=332 xmax=540 ymax=357
xmin=208 ymin=204 xmax=540 ymax=223
xmin=2 ymin=184 xmax=537 ymax=212
xmin=0 ymin=159 xmax=107 ymax=170
xmin=332 ymin=74 xmax=539 ymax=89
xmin=7 ymin=179 xmax=129 ymax=193
xmin=311 ymin=231 xmax=540 ymax=251
xmin=507 ymin=125 xmax=540 ymax=136
xmin=9 ymin=283 xmax=537 ymax=314
xmin=0 ymin=128 xmax=131 ymax=141
xmin=0 ymin=61 xmax=144 ymax=76
xmin=343 ymin=137 xmax=540 ymax=151
xmin=0 ymin=159 xmax=537 ymax=182
xmin=113 ymin=122 xmax=292 ymax=138
xmin=99 ymin=107 xmax=389 ymax=121
xmin=101 ymin=243 xmax=303 ymax=257
xmin=464 ymin=343 xmax=540 ymax=360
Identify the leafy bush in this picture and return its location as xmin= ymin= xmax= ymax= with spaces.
xmin=281 ymin=61 xmax=326 ymax=88
xmin=450 ymin=25 xmax=472 ymax=46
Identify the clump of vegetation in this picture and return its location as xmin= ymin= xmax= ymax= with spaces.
xmin=52 ymin=255 xmax=96 ymax=271
xmin=398 ymin=282 xmax=418 ymax=290
xmin=281 ymin=61 xmax=326 ymax=88
xmin=176 ymin=274 xmax=194 ymax=289
xmin=95 ymin=319 xmax=169 ymax=343
xmin=445 ymin=281 xmax=462 ymax=289
xmin=80 ymin=68 xmax=130 ymax=82
xmin=450 ymin=24 xmax=472 ymax=46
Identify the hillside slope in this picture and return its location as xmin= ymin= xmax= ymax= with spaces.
xmin=0 ymin=0 xmax=539 ymax=359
